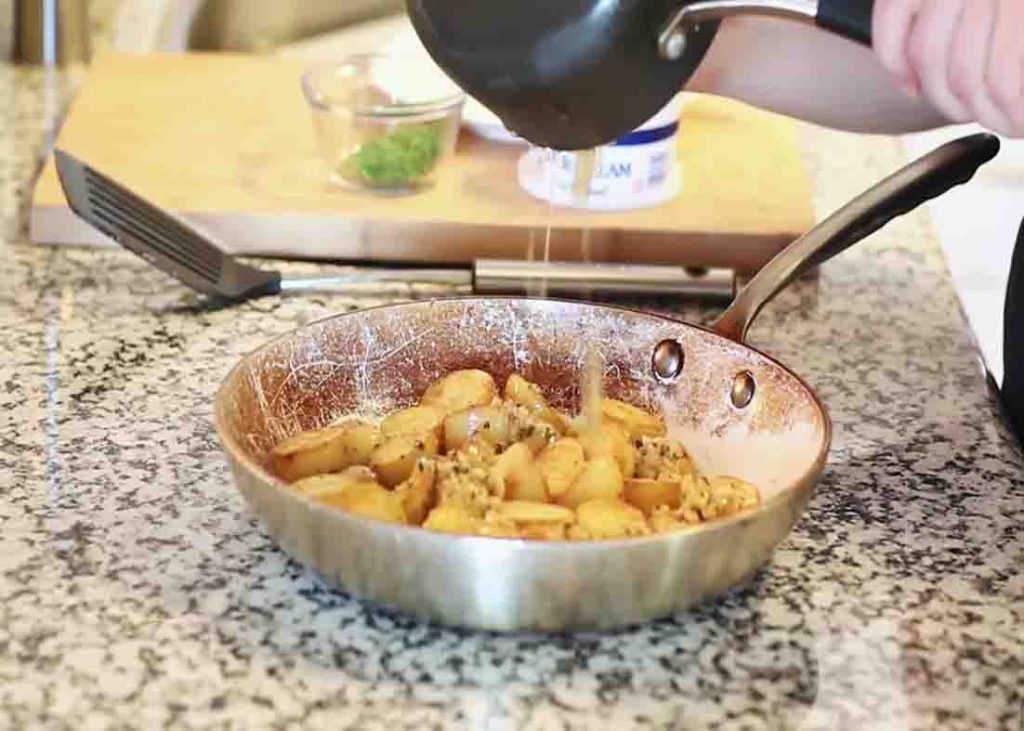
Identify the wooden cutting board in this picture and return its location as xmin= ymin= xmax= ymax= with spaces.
xmin=31 ymin=53 xmax=815 ymax=271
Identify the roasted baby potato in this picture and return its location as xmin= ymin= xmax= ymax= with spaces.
xmin=395 ymin=459 xmax=437 ymax=525
xmin=289 ymin=472 xmax=364 ymax=501
xmin=339 ymin=465 xmax=379 ymax=482
xmin=536 ymin=438 xmax=586 ymax=498
xmin=513 ymin=416 xmax=562 ymax=456
xmin=517 ymin=522 xmax=568 ymax=541
xmin=556 ymin=456 xmax=624 ymax=509
xmin=455 ymin=437 xmax=498 ymax=468
xmin=381 ymin=405 xmax=444 ymax=441
xmin=443 ymin=406 xmax=510 ymax=452
xmin=506 ymin=462 xmax=548 ymax=504
xmin=477 ymin=512 xmax=521 ymax=538
xmin=601 ymin=398 xmax=666 ymax=439
xmin=491 ymin=500 xmax=574 ymax=540
xmin=271 ymin=420 xmax=381 ymax=483
xmin=370 ymin=436 xmax=435 ymax=487
xmin=423 ymin=503 xmax=481 ymax=535
xmin=489 ymin=442 xmax=547 ymax=502
xmin=270 ymin=366 xmax=761 ymax=540
xmin=573 ymin=498 xmax=649 ymax=539
xmin=504 ymin=374 xmax=571 ymax=433
xmin=320 ymin=482 xmax=406 ymax=524
xmin=623 ymin=477 xmax=682 ymax=516
xmin=421 ymin=369 xmax=496 ymax=415
xmin=577 ymin=421 xmax=636 ymax=478
xmin=492 ymin=500 xmax=575 ymax=524
xmin=504 ymin=374 xmax=545 ymax=411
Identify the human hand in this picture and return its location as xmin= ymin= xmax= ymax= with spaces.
xmin=872 ymin=0 xmax=1024 ymax=137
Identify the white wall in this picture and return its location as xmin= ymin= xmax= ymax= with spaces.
xmin=902 ymin=127 xmax=1024 ymax=385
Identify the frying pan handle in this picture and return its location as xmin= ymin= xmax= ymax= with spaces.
xmin=712 ymin=133 xmax=1000 ymax=343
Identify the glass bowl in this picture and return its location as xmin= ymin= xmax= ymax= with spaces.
xmin=301 ymin=55 xmax=466 ymax=193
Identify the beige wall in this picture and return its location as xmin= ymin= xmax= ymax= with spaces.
xmin=0 ymin=1 xmax=10 ymax=59
xmin=190 ymin=0 xmax=402 ymax=52
xmin=0 ymin=0 xmax=152 ymax=59
xmin=0 ymin=0 xmax=403 ymax=60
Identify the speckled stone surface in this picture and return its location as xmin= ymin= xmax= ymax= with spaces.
xmin=1 ymin=64 xmax=1022 ymax=730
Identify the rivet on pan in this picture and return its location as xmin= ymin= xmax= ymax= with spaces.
xmin=661 ymin=30 xmax=687 ymax=61
xmin=731 ymin=371 xmax=756 ymax=409
xmin=652 ymin=339 xmax=684 ymax=382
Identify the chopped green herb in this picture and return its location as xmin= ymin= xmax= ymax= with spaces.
xmin=340 ymin=122 xmax=443 ymax=187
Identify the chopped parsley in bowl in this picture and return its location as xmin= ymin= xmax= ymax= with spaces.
xmin=302 ymin=55 xmax=465 ymax=192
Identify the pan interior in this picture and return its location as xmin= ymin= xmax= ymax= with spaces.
xmin=217 ymin=299 xmax=828 ymax=501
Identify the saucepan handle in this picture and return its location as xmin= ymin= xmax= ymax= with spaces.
xmin=816 ymin=0 xmax=874 ymax=45
xmin=712 ymin=133 xmax=1000 ymax=343
xmin=661 ymin=0 xmax=873 ymax=59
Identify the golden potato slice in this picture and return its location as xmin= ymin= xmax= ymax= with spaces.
xmin=380 ymin=405 xmax=444 ymax=442
xmin=321 ymin=482 xmax=406 ymax=524
xmin=271 ymin=424 xmax=346 ymax=459
xmin=518 ymin=522 xmax=568 ymax=541
xmin=623 ymin=477 xmax=682 ymax=516
xmin=489 ymin=442 xmax=547 ymax=502
xmin=601 ymin=398 xmax=666 ymax=439
xmin=478 ymin=513 xmax=521 ymax=538
xmin=422 ymin=503 xmax=481 ymax=535
xmin=493 ymin=500 xmax=575 ymax=524
xmin=339 ymin=422 xmax=384 ymax=465
xmin=536 ymin=438 xmax=586 ymax=498
xmin=578 ymin=422 xmax=636 ymax=478
xmin=505 ymin=460 xmax=548 ymax=503
xmin=556 ymin=456 xmax=623 ymax=509
xmin=455 ymin=437 xmax=498 ymax=468
xmin=339 ymin=465 xmax=378 ymax=482
xmin=271 ymin=421 xmax=382 ymax=482
xmin=370 ymin=436 xmax=434 ymax=487
xmin=395 ymin=459 xmax=437 ymax=525
xmin=504 ymin=374 xmax=571 ymax=434
xmin=566 ymin=524 xmax=592 ymax=541
xmin=289 ymin=473 xmax=362 ymax=500
xmin=574 ymin=498 xmax=649 ymax=539
xmin=516 ymin=419 xmax=561 ymax=456
xmin=443 ymin=406 xmax=510 ymax=453
xmin=421 ymin=369 xmax=496 ymax=415
xmin=487 ymin=441 xmax=529 ymax=498
xmin=504 ymin=374 xmax=545 ymax=411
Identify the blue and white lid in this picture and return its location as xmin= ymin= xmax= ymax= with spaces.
xmin=517 ymin=95 xmax=684 ymax=211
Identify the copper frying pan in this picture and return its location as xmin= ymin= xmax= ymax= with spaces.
xmin=214 ymin=134 xmax=998 ymax=631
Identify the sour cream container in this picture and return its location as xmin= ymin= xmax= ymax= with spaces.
xmin=517 ymin=95 xmax=683 ymax=210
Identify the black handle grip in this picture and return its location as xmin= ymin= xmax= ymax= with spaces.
xmin=816 ymin=0 xmax=874 ymax=46
xmin=1001 ymin=217 xmax=1024 ymax=439
xmin=715 ymin=133 xmax=1000 ymax=342
xmin=807 ymin=133 xmax=1001 ymax=270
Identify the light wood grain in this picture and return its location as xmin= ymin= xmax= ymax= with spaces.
xmin=31 ymin=53 xmax=815 ymax=271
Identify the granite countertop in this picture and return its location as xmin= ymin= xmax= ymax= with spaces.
xmin=2 ymin=64 xmax=1022 ymax=731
